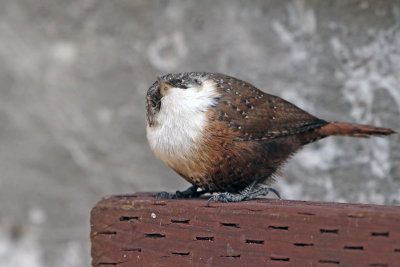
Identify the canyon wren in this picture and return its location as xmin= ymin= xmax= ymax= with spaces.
xmin=146 ymin=72 xmax=396 ymax=205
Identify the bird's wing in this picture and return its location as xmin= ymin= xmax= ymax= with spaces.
xmin=209 ymin=73 xmax=328 ymax=140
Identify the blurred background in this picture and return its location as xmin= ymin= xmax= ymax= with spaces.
xmin=0 ymin=0 xmax=399 ymax=266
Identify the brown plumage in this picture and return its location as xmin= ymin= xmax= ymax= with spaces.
xmin=146 ymin=72 xmax=396 ymax=202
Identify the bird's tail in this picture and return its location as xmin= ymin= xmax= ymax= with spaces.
xmin=316 ymin=121 xmax=396 ymax=138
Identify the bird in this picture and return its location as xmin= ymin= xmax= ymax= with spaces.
xmin=145 ymin=72 xmax=396 ymax=205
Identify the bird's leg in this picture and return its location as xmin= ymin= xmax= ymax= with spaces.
xmin=155 ymin=185 xmax=205 ymax=200
xmin=207 ymin=181 xmax=280 ymax=206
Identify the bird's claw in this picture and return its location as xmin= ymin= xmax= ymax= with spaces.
xmin=207 ymin=187 xmax=281 ymax=206
xmin=207 ymin=193 xmax=230 ymax=206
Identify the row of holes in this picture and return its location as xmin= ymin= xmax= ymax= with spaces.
xmin=220 ymin=223 xmax=389 ymax=238
xmin=142 ymin=233 xmax=400 ymax=255
xmin=168 ymin=254 xmax=289 ymax=262
xmin=97 ymin=258 xmax=389 ymax=267
xmin=116 ymin=224 xmax=388 ymax=239
xmin=142 ymin=233 xmax=371 ymax=251
xmin=108 ymin=230 xmax=390 ymax=242
xmin=119 ymin=216 xmax=390 ymax=238
xmin=160 ymin=253 xmax=390 ymax=267
xmin=166 ymin=254 xmax=387 ymax=266
xmin=119 ymin=210 xmax=382 ymax=223
xmin=140 ymin=232 xmax=391 ymax=243
xmin=144 ymin=209 xmax=369 ymax=217
xmin=145 ymin=209 xmax=368 ymax=218
xmin=123 ymin=234 xmax=400 ymax=254
xmin=116 ymin=237 xmax=397 ymax=266
xmin=118 ymin=211 xmax=378 ymax=223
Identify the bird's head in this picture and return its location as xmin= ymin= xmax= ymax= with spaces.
xmin=146 ymin=72 xmax=219 ymax=128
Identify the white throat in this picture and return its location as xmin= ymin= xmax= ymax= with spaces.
xmin=146 ymin=80 xmax=220 ymax=162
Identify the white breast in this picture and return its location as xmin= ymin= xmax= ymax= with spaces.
xmin=146 ymin=80 xmax=220 ymax=164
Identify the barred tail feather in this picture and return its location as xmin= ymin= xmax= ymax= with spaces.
xmin=316 ymin=121 xmax=396 ymax=138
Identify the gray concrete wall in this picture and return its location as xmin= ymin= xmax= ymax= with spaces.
xmin=0 ymin=0 xmax=399 ymax=266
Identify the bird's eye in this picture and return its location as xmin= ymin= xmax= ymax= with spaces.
xmin=151 ymin=100 xmax=157 ymax=107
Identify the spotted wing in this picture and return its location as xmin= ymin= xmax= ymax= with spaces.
xmin=209 ymin=73 xmax=328 ymax=140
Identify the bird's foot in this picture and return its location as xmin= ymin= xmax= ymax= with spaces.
xmin=154 ymin=185 xmax=204 ymax=200
xmin=207 ymin=192 xmax=245 ymax=206
xmin=248 ymin=187 xmax=281 ymax=199
xmin=207 ymin=187 xmax=281 ymax=206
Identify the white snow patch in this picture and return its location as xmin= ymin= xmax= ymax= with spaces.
xmin=0 ymin=229 xmax=44 ymax=267
xmin=56 ymin=241 xmax=85 ymax=267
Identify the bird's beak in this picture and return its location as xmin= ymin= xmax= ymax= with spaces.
xmin=147 ymin=116 xmax=154 ymax=127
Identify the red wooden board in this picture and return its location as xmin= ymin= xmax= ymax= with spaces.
xmin=91 ymin=193 xmax=400 ymax=266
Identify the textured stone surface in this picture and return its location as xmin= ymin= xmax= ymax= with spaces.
xmin=0 ymin=0 xmax=398 ymax=266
